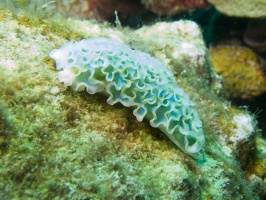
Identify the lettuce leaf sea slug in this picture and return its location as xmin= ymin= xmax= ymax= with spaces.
xmin=49 ymin=37 xmax=205 ymax=160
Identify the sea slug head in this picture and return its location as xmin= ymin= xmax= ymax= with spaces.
xmin=50 ymin=46 xmax=73 ymax=85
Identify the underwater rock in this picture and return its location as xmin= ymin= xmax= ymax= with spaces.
xmin=55 ymin=0 xmax=115 ymax=20
xmin=54 ymin=0 xmax=210 ymax=21
xmin=141 ymin=0 xmax=210 ymax=15
xmin=0 ymin=7 xmax=266 ymax=200
xmin=207 ymin=0 xmax=266 ymax=18
xmin=136 ymin=20 xmax=223 ymax=94
xmin=0 ymin=0 xmax=143 ymax=22
xmin=208 ymin=45 xmax=266 ymax=99
xmin=230 ymin=114 xmax=256 ymax=167
xmin=136 ymin=21 xmax=213 ymax=87
xmin=54 ymin=0 xmax=143 ymax=22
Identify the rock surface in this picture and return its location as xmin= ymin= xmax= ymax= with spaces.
xmin=207 ymin=0 xmax=266 ymax=18
xmin=209 ymin=45 xmax=266 ymax=99
xmin=0 ymin=6 xmax=265 ymax=199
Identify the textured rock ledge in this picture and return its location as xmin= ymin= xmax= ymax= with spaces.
xmin=207 ymin=0 xmax=266 ymax=18
xmin=0 ymin=8 xmax=265 ymax=199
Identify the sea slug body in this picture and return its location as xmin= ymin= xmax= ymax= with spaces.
xmin=49 ymin=37 xmax=205 ymax=160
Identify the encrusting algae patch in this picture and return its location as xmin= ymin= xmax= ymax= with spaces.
xmin=209 ymin=45 xmax=266 ymax=99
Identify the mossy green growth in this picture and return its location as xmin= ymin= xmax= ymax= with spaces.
xmin=12 ymin=0 xmax=30 ymax=7
xmin=0 ymin=6 xmax=265 ymax=200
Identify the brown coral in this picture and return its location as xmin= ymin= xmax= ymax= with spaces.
xmin=209 ymin=45 xmax=266 ymax=99
xmin=141 ymin=0 xmax=209 ymax=15
xmin=55 ymin=0 xmax=142 ymax=22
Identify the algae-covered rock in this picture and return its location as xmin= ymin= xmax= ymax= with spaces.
xmin=0 ymin=6 xmax=266 ymax=200
xmin=207 ymin=0 xmax=266 ymax=18
xmin=209 ymin=45 xmax=266 ymax=99
xmin=135 ymin=20 xmax=222 ymax=94
xmin=136 ymin=21 xmax=208 ymax=80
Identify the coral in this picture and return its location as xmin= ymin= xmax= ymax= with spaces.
xmin=53 ymin=0 xmax=143 ymax=22
xmin=181 ymin=0 xmax=210 ymax=9
xmin=0 ymin=0 xmax=143 ymax=22
xmin=141 ymin=0 xmax=183 ymax=15
xmin=208 ymin=45 xmax=266 ymax=99
xmin=49 ymin=37 xmax=205 ymax=159
xmin=207 ymin=0 xmax=266 ymax=17
xmin=141 ymin=0 xmax=210 ymax=15
xmin=230 ymin=114 xmax=254 ymax=143
xmin=55 ymin=0 xmax=115 ymax=21
xmin=229 ymin=114 xmax=256 ymax=167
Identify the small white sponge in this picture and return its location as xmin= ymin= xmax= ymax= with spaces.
xmin=50 ymin=37 xmax=205 ymax=159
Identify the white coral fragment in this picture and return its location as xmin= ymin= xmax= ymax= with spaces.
xmin=231 ymin=114 xmax=255 ymax=142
